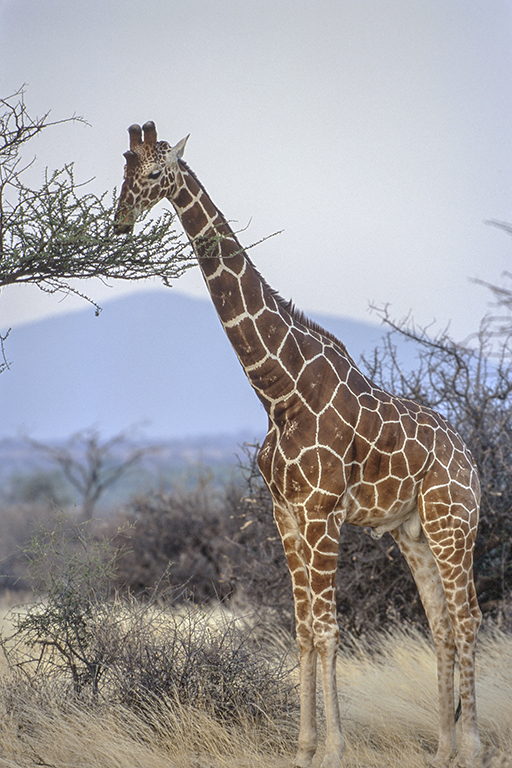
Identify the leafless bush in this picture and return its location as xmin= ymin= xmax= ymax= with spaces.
xmin=111 ymin=473 xmax=239 ymax=602
xmin=0 ymin=515 xmax=297 ymax=731
xmin=363 ymin=308 xmax=512 ymax=627
xmin=109 ymin=602 xmax=297 ymax=727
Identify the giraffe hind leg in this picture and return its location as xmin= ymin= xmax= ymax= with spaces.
xmin=391 ymin=525 xmax=459 ymax=766
xmin=394 ymin=502 xmax=481 ymax=768
xmin=430 ymin=548 xmax=481 ymax=768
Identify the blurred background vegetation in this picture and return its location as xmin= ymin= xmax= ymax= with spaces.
xmin=2 ymin=285 xmax=512 ymax=638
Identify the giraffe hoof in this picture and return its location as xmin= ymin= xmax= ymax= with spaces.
xmin=319 ymin=753 xmax=343 ymax=768
xmin=452 ymin=756 xmax=479 ymax=768
xmin=453 ymin=736 xmax=481 ymax=768
xmin=428 ymin=751 xmax=454 ymax=768
xmin=293 ymin=748 xmax=315 ymax=768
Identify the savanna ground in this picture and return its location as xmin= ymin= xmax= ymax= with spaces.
xmin=0 ymin=480 xmax=511 ymax=768
xmin=0 ymin=596 xmax=511 ymax=768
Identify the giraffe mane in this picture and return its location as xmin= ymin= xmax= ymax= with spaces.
xmin=263 ymin=277 xmax=353 ymax=359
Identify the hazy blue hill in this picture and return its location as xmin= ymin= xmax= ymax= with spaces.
xmin=0 ymin=289 xmax=393 ymax=441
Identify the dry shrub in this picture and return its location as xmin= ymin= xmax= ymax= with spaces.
xmin=0 ymin=518 xmax=297 ymax=730
xmin=105 ymin=601 xmax=297 ymax=729
xmin=1 ymin=620 xmax=511 ymax=768
xmin=110 ymin=475 xmax=239 ymax=602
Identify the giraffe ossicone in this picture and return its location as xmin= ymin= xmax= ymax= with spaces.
xmin=114 ymin=121 xmax=482 ymax=768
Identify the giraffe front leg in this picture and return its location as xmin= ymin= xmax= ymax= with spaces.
xmin=294 ymin=630 xmax=318 ymax=768
xmin=294 ymin=577 xmax=345 ymax=768
xmin=315 ymin=625 xmax=345 ymax=768
xmin=308 ymin=514 xmax=345 ymax=768
xmin=313 ymin=588 xmax=345 ymax=768
xmin=273 ymin=504 xmax=319 ymax=768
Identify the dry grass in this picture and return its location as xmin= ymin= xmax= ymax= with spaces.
xmin=332 ymin=626 xmax=512 ymax=767
xmin=0 ymin=598 xmax=511 ymax=768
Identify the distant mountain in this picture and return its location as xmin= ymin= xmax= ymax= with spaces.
xmin=0 ymin=289 xmax=396 ymax=441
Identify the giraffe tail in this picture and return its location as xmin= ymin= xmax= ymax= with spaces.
xmin=455 ymin=695 xmax=462 ymax=723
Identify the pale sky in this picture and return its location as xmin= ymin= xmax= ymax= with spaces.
xmin=1 ymin=0 xmax=511 ymax=339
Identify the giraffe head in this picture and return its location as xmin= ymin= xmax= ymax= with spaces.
xmin=114 ymin=121 xmax=188 ymax=233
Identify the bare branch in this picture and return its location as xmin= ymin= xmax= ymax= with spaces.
xmin=0 ymin=327 xmax=11 ymax=373
xmin=28 ymin=428 xmax=162 ymax=520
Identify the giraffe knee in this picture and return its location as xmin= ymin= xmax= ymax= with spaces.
xmin=296 ymin=626 xmax=315 ymax=653
xmin=312 ymin=621 xmax=340 ymax=656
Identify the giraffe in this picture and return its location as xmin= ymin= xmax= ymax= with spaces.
xmin=114 ymin=122 xmax=482 ymax=768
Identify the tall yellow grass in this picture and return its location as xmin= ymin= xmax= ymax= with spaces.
xmin=0 ymin=600 xmax=510 ymax=768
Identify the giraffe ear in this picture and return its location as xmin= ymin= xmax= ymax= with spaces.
xmin=172 ymin=135 xmax=190 ymax=159
xmin=123 ymin=150 xmax=139 ymax=172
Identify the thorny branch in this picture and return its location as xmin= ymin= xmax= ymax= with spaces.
xmin=0 ymin=86 xmax=195 ymax=315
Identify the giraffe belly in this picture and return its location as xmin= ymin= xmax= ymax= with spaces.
xmin=370 ymin=508 xmax=422 ymax=540
xmin=341 ymin=478 xmax=420 ymax=536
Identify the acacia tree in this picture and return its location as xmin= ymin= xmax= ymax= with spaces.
xmin=29 ymin=428 xmax=160 ymax=521
xmin=0 ymin=86 xmax=195 ymax=370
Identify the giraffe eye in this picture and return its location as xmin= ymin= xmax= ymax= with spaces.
xmin=148 ymin=169 xmax=162 ymax=180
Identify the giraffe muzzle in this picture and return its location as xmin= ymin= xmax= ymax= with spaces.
xmin=113 ymin=219 xmax=134 ymax=235
xmin=114 ymin=200 xmax=136 ymax=234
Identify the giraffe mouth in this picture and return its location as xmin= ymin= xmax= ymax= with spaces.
xmin=113 ymin=220 xmax=134 ymax=235
xmin=114 ymin=200 xmax=136 ymax=234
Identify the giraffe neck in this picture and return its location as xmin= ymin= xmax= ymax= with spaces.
xmin=171 ymin=159 xmax=248 ymax=281
xmin=168 ymin=160 xmax=336 ymax=412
